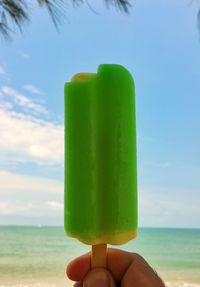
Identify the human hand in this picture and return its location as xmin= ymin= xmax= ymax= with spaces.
xmin=66 ymin=248 xmax=165 ymax=287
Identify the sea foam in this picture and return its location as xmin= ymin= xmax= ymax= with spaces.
xmin=166 ymin=282 xmax=200 ymax=287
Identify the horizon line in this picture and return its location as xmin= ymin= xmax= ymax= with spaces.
xmin=0 ymin=225 xmax=199 ymax=230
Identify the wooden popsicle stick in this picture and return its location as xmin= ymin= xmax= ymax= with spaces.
xmin=91 ymin=244 xmax=107 ymax=268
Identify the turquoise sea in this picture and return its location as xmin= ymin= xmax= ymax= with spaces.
xmin=0 ymin=227 xmax=199 ymax=287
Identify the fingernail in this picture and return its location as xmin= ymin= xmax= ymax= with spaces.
xmin=83 ymin=268 xmax=115 ymax=287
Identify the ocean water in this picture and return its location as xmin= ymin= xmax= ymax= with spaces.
xmin=0 ymin=227 xmax=199 ymax=287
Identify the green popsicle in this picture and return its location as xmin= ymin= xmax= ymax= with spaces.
xmin=64 ymin=64 xmax=137 ymax=246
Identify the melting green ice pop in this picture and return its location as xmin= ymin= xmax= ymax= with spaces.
xmin=64 ymin=64 xmax=137 ymax=247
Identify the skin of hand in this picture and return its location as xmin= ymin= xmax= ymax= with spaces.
xmin=67 ymin=248 xmax=165 ymax=287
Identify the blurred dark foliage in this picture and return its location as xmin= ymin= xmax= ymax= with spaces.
xmin=1 ymin=1 xmax=199 ymax=42
xmin=197 ymin=9 xmax=200 ymax=36
xmin=0 ymin=0 xmax=131 ymax=40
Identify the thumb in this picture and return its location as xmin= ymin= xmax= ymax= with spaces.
xmin=83 ymin=268 xmax=116 ymax=287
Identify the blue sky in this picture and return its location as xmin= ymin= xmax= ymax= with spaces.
xmin=0 ymin=0 xmax=199 ymax=227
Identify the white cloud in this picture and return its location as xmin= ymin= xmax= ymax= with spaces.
xmin=0 ymin=66 xmax=6 ymax=76
xmin=47 ymin=200 xmax=63 ymax=210
xmin=144 ymin=161 xmax=171 ymax=168
xmin=2 ymin=86 xmax=47 ymax=115
xmin=0 ymin=65 xmax=10 ymax=80
xmin=0 ymin=82 xmax=63 ymax=166
xmin=19 ymin=51 xmax=30 ymax=59
xmin=0 ymin=101 xmax=13 ymax=110
xmin=137 ymin=135 xmax=155 ymax=142
xmin=23 ymin=84 xmax=43 ymax=95
xmin=0 ymin=170 xmax=63 ymax=194
xmin=0 ymin=108 xmax=64 ymax=165
xmin=0 ymin=171 xmax=64 ymax=219
xmin=0 ymin=201 xmax=34 ymax=215
xmin=0 ymin=172 xmax=199 ymax=228
xmin=139 ymin=185 xmax=200 ymax=228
